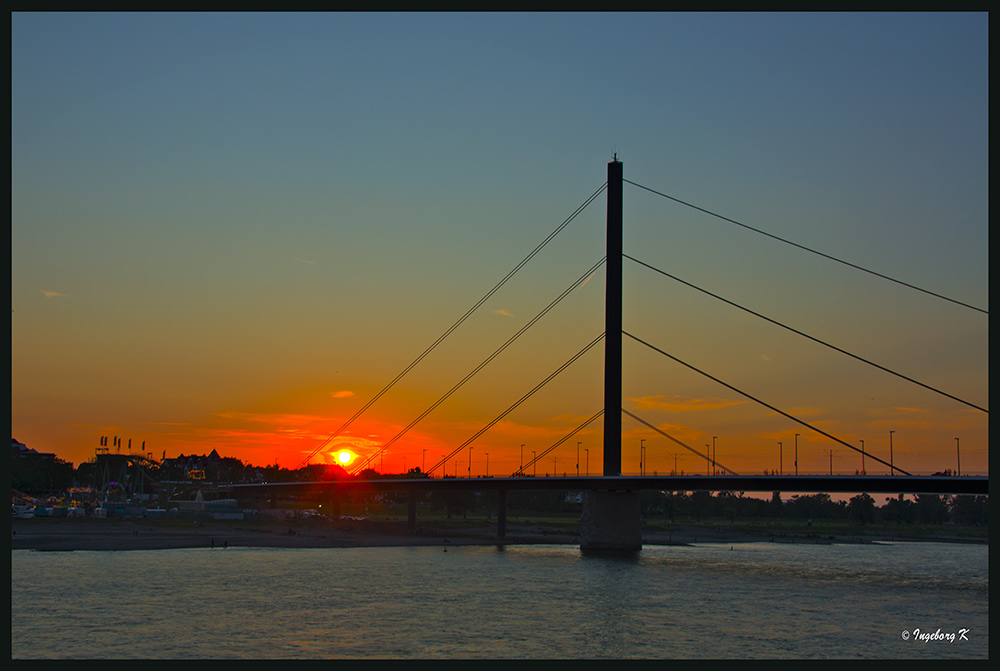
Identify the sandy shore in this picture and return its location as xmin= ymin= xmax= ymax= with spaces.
xmin=11 ymin=516 xmax=983 ymax=552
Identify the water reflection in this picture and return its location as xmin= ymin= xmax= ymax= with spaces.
xmin=12 ymin=542 xmax=987 ymax=659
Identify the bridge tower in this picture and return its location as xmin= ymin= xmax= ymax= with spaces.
xmin=603 ymin=156 xmax=623 ymax=477
xmin=581 ymin=156 xmax=642 ymax=553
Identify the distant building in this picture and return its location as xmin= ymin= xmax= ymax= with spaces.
xmin=160 ymin=448 xmax=247 ymax=482
xmin=11 ymin=437 xmax=55 ymax=460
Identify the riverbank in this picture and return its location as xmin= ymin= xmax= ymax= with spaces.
xmin=9 ymin=516 xmax=987 ymax=552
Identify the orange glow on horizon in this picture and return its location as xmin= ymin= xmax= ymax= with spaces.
xmin=12 ymin=372 xmax=988 ymax=478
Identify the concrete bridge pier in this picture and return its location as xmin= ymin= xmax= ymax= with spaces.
xmin=330 ymin=491 xmax=341 ymax=519
xmin=497 ymin=488 xmax=507 ymax=542
xmin=580 ymin=490 xmax=642 ymax=553
xmin=408 ymin=490 xmax=417 ymax=532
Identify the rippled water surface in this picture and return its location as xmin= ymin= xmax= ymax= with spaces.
xmin=12 ymin=541 xmax=987 ymax=658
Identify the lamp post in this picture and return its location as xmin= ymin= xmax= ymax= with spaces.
xmin=640 ymin=439 xmax=646 ymax=476
xmin=713 ymin=436 xmax=717 ymax=476
xmin=468 ymin=446 xmax=473 ymax=478
xmin=889 ymin=430 xmax=895 ymax=476
xmin=955 ymin=438 xmax=960 ymax=476
xmin=779 ymin=441 xmax=782 ymax=476
xmin=794 ymin=434 xmax=799 ymax=475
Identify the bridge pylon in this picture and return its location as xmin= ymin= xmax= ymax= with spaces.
xmin=603 ymin=156 xmax=623 ymax=477
xmin=582 ymin=156 xmax=642 ymax=553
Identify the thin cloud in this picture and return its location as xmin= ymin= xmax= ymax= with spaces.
xmin=493 ymin=309 xmax=514 ymax=317
xmin=624 ymin=421 xmax=702 ymax=443
xmin=212 ymin=411 xmax=332 ymax=427
xmin=41 ymin=290 xmax=65 ymax=299
xmin=331 ymin=390 xmax=355 ymax=399
xmin=865 ymin=406 xmax=931 ymax=420
xmin=486 ymin=419 xmax=587 ymax=440
xmin=547 ymin=412 xmax=602 ymax=425
xmin=628 ymin=394 xmax=746 ymax=412
xmin=865 ymin=405 xmax=934 ymax=430
xmin=773 ymin=406 xmax=825 ymax=418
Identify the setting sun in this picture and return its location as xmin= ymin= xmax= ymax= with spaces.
xmin=337 ymin=450 xmax=353 ymax=465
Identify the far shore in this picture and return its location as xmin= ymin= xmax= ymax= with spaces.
xmin=10 ymin=516 xmax=986 ymax=552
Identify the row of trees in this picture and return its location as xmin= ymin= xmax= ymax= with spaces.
xmin=10 ymin=454 xmax=76 ymax=496
xmin=12 ymin=454 xmax=355 ymax=496
xmin=642 ymin=490 xmax=987 ymax=526
xmin=391 ymin=488 xmax=987 ymax=527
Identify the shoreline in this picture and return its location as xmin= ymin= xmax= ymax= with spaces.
xmin=10 ymin=517 xmax=986 ymax=552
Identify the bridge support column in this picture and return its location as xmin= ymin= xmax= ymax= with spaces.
xmin=497 ymin=489 xmax=507 ymax=542
xmin=581 ymin=490 xmax=641 ymax=553
xmin=331 ymin=490 xmax=341 ymax=519
xmin=408 ymin=490 xmax=417 ymax=532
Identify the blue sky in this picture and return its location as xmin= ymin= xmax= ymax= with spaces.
xmin=12 ymin=12 xmax=988 ymax=475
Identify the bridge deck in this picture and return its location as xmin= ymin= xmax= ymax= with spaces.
xmin=227 ymin=474 xmax=987 ymax=497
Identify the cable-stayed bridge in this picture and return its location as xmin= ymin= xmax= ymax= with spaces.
xmin=229 ymin=158 xmax=987 ymax=550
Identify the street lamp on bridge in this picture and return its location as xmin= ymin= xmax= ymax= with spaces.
xmin=955 ymin=438 xmax=960 ymax=476
xmin=889 ymin=430 xmax=895 ymax=476
xmin=713 ymin=436 xmax=717 ymax=476
xmin=825 ymin=449 xmax=837 ymax=475
xmin=795 ymin=434 xmax=799 ymax=475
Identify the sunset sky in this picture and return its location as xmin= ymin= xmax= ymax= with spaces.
xmin=12 ymin=13 xmax=988 ymax=478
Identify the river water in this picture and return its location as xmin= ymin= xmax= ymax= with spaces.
xmin=11 ymin=541 xmax=987 ymax=659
